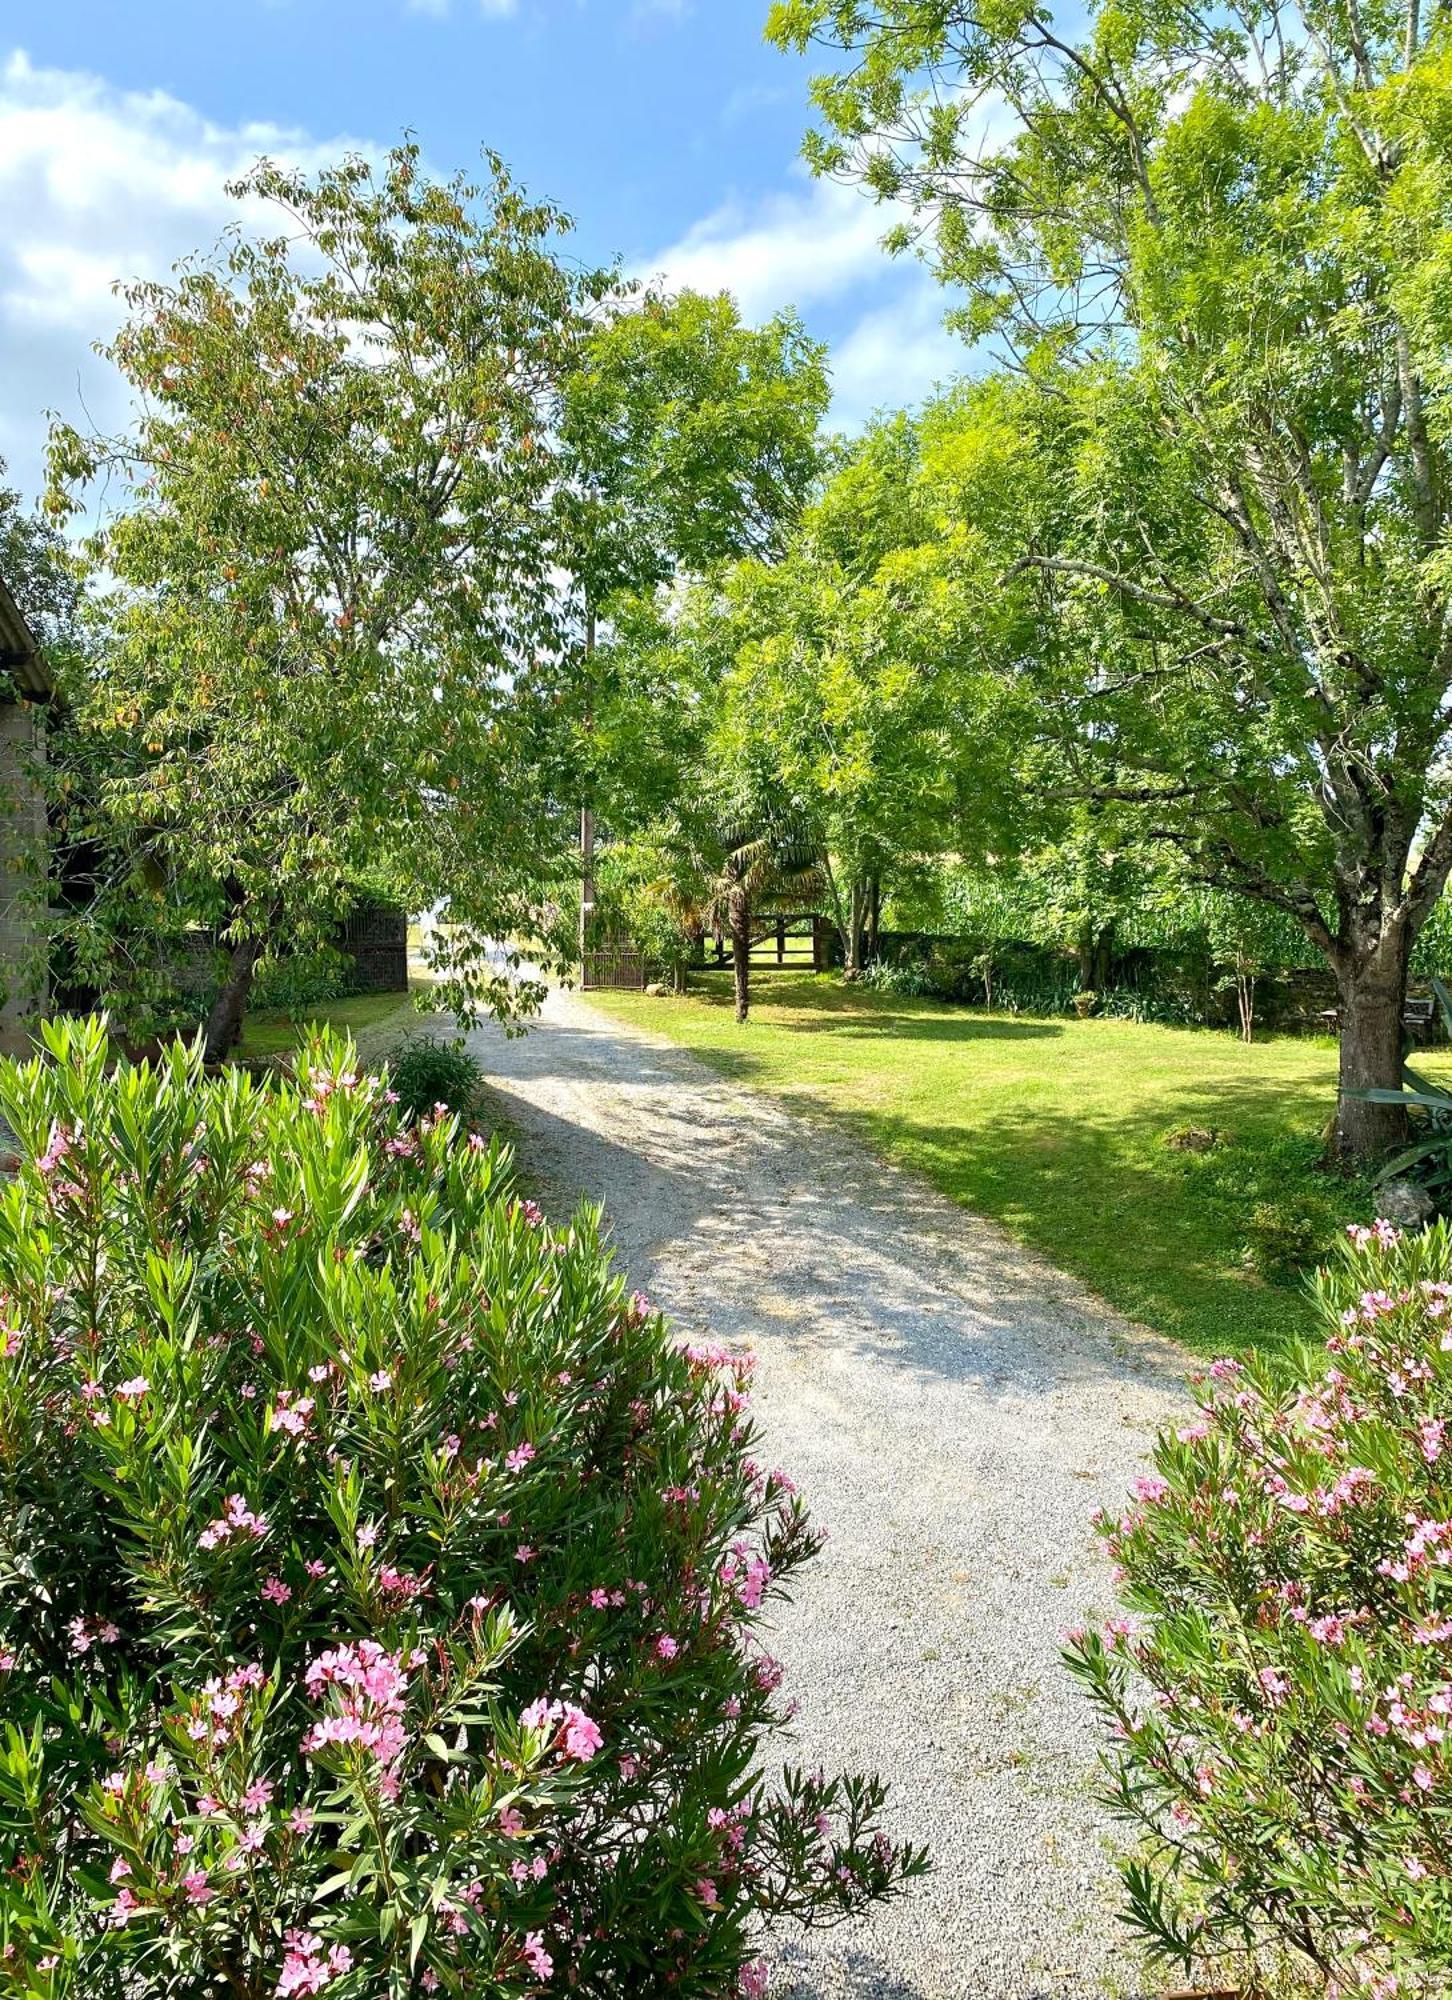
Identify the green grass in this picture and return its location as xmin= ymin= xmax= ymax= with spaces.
xmin=588 ymin=972 xmax=1452 ymax=1361
xmin=237 ymin=990 xmax=418 ymax=1064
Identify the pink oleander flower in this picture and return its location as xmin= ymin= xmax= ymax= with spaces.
xmin=655 ymin=1634 xmax=679 ymax=1661
xmin=276 ymin=1932 xmax=352 ymax=1996
xmin=182 ymin=1869 xmax=212 ymax=1904
xmin=262 ymin=1576 xmax=292 ymax=1605
xmin=301 ymin=1639 xmax=411 ymax=1782
xmin=559 ymin=1703 xmax=603 ymax=1761
xmin=521 ymin=1932 xmax=553 ymax=1980
xmin=739 ymin=1960 xmax=770 ymax=1998
xmin=198 ymin=1493 xmax=269 ymax=1551
xmin=506 ymin=1441 xmax=536 ymax=1473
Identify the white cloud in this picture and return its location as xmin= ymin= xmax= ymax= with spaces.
xmin=828 ymin=284 xmax=969 ymax=431
xmin=644 ymin=172 xmax=894 ymax=321
xmin=0 ymin=48 xmax=365 ymax=504
xmin=643 ymin=169 xmax=967 ymax=430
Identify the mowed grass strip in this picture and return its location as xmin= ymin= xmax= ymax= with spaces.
xmin=587 ymin=973 xmax=1452 ymax=1360
xmin=238 ymin=991 xmax=417 ymax=1063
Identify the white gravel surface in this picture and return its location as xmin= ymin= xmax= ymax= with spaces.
xmin=464 ymin=985 xmax=1188 ymax=2000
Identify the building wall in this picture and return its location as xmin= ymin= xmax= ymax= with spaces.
xmin=0 ymin=701 xmax=48 ymax=1053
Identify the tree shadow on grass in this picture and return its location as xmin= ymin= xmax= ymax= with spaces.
xmin=469 ymin=1006 xmax=1198 ymax=1395
xmin=686 ymin=976 xmax=1065 ymax=1043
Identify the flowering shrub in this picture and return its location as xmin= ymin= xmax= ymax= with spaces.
xmin=0 ymin=1018 xmax=923 ymax=1998
xmin=1066 ymin=1218 xmax=1452 ymax=1998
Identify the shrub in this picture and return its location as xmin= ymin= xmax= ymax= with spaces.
xmin=859 ymin=959 xmax=934 ymax=998
xmin=1065 ymin=1219 xmax=1452 ymax=1997
xmin=0 ymin=1017 xmax=924 ymax=1998
xmin=1242 ymin=1195 xmax=1330 ymax=1278
xmin=390 ymin=1034 xmax=485 ymax=1120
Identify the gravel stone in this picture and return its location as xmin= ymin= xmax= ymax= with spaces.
xmin=464 ymin=987 xmax=1189 ymax=1999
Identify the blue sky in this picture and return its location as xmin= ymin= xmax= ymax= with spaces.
xmin=0 ymin=2 xmax=967 ymax=504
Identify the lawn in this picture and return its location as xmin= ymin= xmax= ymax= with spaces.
xmin=588 ymin=972 xmax=1451 ymax=1361
xmin=237 ymin=990 xmax=419 ymax=1064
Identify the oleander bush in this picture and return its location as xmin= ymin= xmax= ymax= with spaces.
xmin=1066 ymin=1219 xmax=1452 ymax=1998
xmin=0 ymin=1017 xmax=923 ymax=1999
xmin=389 ymin=1035 xmax=486 ymax=1121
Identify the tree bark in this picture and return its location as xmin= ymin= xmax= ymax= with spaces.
xmin=1333 ymin=926 xmax=1410 ymax=1160
xmin=730 ymin=886 xmax=751 ymax=1023
xmin=844 ymin=880 xmax=867 ymax=979
xmin=865 ymin=874 xmax=881 ymax=964
xmin=203 ymin=933 xmax=266 ymax=1063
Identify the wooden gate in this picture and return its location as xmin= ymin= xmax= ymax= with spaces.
xmin=581 ymin=935 xmax=648 ymax=991
xmin=702 ymin=914 xmax=830 ymax=973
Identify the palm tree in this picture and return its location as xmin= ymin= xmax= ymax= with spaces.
xmin=700 ymin=816 xmax=821 ymax=1024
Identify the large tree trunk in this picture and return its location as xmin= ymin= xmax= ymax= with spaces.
xmin=1333 ymin=925 xmax=1411 ymax=1161
xmin=1077 ymin=920 xmax=1114 ymax=992
xmin=730 ymin=886 xmax=751 ymax=1024
xmin=865 ymin=875 xmax=881 ymax=964
xmin=203 ymin=934 xmax=266 ymax=1063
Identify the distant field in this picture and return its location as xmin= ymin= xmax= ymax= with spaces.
xmin=588 ymin=972 xmax=1452 ymax=1361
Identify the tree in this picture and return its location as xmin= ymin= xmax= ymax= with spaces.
xmin=561 ymin=290 xmax=830 ymax=969
xmin=769 ymin=0 xmax=1452 ymax=1158
xmin=718 ymin=414 xmax=1029 ymax=974
xmin=0 ymin=460 xmax=80 ymax=657
xmin=48 ymin=145 xmax=612 ymax=1058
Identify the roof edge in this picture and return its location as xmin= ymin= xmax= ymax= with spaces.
xmin=0 ymin=569 xmax=56 ymax=701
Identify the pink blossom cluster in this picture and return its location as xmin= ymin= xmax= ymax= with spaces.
xmin=271 ymin=1390 xmax=316 ymax=1439
xmin=277 ymin=1931 xmax=353 ymax=1995
xmin=518 ymin=1697 xmax=603 ymax=1762
xmin=301 ymin=1640 xmax=413 ymax=1793
xmin=720 ymin=1545 xmax=772 ymax=1611
xmin=198 ymin=1492 xmax=269 ymax=1551
xmin=186 ymin=1662 xmax=268 ymax=1750
xmin=68 ymin=1613 xmax=121 ymax=1655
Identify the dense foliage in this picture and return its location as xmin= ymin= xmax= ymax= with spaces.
xmin=48 ymin=146 xmax=608 ymax=1058
xmin=1068 ymin=1221 xmax=1452 ymax=1995
xmin=767 ymin=0 xmax=1452 ymax=1157
xmin=0 ymin=1018 xmax=923 ymax=1998
xmin=388 ymin=1037 xmax=487 ymax=1123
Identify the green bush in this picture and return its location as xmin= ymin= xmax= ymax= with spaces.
xmin=389 ymin=1035 xmax=485 ymax=1120
xmin=1243 ymin=1196 xmax=1332 ymax=1277
xmin=0 ymin=1018 xmax=924 ymax=1997
xmin=1067 ymin=1220 xmax=1452 ymax=1996
xmin=860 ymin=959 xmax=934 ymax=998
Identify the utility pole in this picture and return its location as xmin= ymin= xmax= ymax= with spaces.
xmin=579 ymin=606 xmax=596 ymax=981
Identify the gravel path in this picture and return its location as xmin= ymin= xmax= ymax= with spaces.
xmin=464 ymin=985 xmax=1188 ymax=2000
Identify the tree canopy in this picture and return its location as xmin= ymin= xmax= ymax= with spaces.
xmin=767 ymin=0 xmax=1452 ymax=1155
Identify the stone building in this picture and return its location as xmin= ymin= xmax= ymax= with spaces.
xmin=0 ymin=571 xmax=52 ymax=1051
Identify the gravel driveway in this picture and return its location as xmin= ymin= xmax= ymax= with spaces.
xmin=463 ymin=985 xmax=1187 ymax=2000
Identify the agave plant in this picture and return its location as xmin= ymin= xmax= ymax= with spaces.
xmin=1350 ymin=976 xmax=1452 ymax=1191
